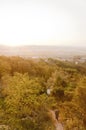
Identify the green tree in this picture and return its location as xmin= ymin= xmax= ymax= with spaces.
xmin=1 ymin=73 xmax=55 ymax=130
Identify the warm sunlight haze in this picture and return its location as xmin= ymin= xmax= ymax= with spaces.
xmin=0 ymin=0 xmax=86 ymax=46
xmin=0 ymin=1 xmax=86 ymax=130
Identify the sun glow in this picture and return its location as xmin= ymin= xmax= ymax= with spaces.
xmin=0 ymin=2 xmax=77 ymax=46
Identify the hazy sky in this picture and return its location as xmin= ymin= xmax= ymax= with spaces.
xmin=0 ymin=0 xmax=86 ymax=46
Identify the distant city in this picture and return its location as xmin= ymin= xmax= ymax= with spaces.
xmin=0 ymin=45 xmax=86 ymax=63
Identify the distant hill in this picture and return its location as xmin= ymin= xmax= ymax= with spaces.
xmin=0 ymin=45 xmax=86 ymax=59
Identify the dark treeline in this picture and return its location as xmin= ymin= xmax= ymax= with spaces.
xmin=0 ymin=56 xmax=86 ymax=130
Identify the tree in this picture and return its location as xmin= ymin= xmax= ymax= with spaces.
xmin=1 ymin=73 xmax=55 ymax=130
xmin=75 ymin=76 xmax=86 ymax=128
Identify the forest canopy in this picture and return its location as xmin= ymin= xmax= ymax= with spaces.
xmin=0 ymin=56 xmax=86 ymax=130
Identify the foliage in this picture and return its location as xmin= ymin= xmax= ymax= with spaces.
xmin=0 ymin=56 xmax=86 ymax=129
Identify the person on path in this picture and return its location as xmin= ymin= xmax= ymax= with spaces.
xmin=49 ymin=109 xmax=64 ymax=130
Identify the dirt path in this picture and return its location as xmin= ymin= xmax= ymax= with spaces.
xmin=56 ymin=122 xmax=64 ymax=130
xmin=49 ymin=110 xmax=64 ymax=130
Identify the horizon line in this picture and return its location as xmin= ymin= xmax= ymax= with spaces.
xmin=0 ymin=44 xmax=86 ymax=48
